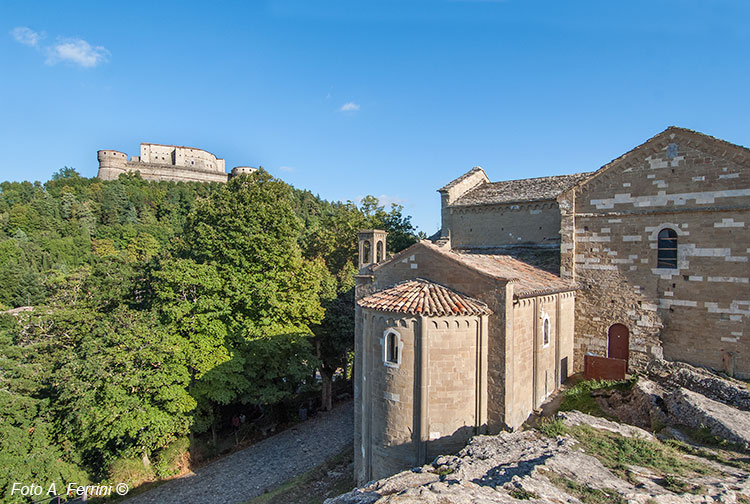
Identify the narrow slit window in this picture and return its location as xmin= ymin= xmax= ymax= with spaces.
xmin=387 ymin=332 xmax=398 ymax=364
xmin=384 ymin=330 xmax=400 ymax=366
xmin=543 ymin=317 xmax=550 ymax=347
xmin=657 ymin=228 xmax=678 ymax=269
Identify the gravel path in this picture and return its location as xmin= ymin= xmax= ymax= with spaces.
xmin=124 ymin=401 xmax=353 ymax=504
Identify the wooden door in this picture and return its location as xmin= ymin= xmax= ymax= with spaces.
xmin=607 ymin=324 xmax=629 ymax=364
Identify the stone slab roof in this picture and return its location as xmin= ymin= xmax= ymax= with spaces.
xmin=451 ymin=172 xmax=593 ymax=206
xmin=450 ymin=251 xmax=576 ymax=297
xmin=438 ymin=166 xmax=486 ymax=192
xmin=369 ymin=241 xmax=577 ymax=298
xmin=358 ymin=278 xmax=492 ymax=317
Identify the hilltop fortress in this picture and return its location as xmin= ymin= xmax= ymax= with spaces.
xmin=97 ymin=143 xmax=257 ymax=183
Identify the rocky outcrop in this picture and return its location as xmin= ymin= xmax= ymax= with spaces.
xmin=648 ymin=359 xmax=750 ymax=411
xmin=664 ymin=388 xmax=750 ymax=450
xmin=592 ymin=379 xmax=669 ymax=430
xmin=329 ymin=363 xmax=750 ymax=504
xmin=327 ymin=416 xmax=750 ymax=504
xmin=557 ymin=410 xmax=655 ymax=440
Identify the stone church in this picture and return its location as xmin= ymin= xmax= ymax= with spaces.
xmin=353 ymin=126 xmax=750 ymax=483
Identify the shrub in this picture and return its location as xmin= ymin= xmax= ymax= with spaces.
xmin=107 ymin=457 xmax=155 ymax=487
xmin=508 ymin=487 xmax=539 ymax=500
xmin=154 ymin=438 xmax=191 ymax=478
xmin=559 ymin=378 xmax=636 ymax=417
xmin=537 ymin=417 xmax=566 ymax=437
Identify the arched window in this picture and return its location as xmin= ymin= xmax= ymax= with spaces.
xmin=376 ymin=240 xmax=384 ymax=263
xmin=384 ymin=329 xmax=400 ymax=367
xmin=542 ymin=316 xmax=551 ymax=347
xmin=362 ymin=240 xmax=371 ymax=264
xmin=657 ymin=228 xmax=678 ymax=269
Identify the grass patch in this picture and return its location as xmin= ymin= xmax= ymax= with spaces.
xmin=543 ymin=471 xmax=627 ymax=504
xmin=559 ymin=378 xmax=636 ymax=417
xmin=433 ymin=466 xmax=454 ymax=477
xmin=536 ymin=420 xmax=719 ymax=488
xmin=537 ymin=417 xmax=566 ymax=438
xmin=508 ymin=487 xmax=539 ymax=500
xmin=245 ymin=444 xmax=354 ymax=504
xmin=665 ymin=439 xmax=750 ymax=473
xmin=655 ymin=474 xmax=704 ymax=495
xmin=569 ymin=425 xmax=715 ymax=480
xmin=677 ymin=424 xmax=749 ymax=454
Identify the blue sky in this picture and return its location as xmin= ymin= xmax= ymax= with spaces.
xmin=1 ymin=0 xmax=749 ymax=233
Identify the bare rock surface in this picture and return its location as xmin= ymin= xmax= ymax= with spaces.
xmin=558 ymin=409 xmax=656 ymax=440
xmin=648 ymin=359 xmax=750 ymax=411
xmin=326 ymin=425 xmax=750 ymax=504
xmin=665 ymin=387 xmax=750 ymax=449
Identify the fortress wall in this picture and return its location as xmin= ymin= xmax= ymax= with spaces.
xmin=98 ymin=144 xmax=234 ymax=183
xmin=140 ymin=144 xmax=226 ymax=172
xmin=120 ymin=162 xmax=228 ymax=183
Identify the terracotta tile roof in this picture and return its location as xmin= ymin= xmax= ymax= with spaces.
xmin=451 ymin=172 xmax=593 ymax=206
xmin=358 ymin=279 xmax=492 ymax=317
xmin=449 ymin=251 xmax=576 ymax=297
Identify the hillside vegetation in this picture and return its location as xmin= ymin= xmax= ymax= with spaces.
xmin=0 ymin=168 xmax=420 ymax=500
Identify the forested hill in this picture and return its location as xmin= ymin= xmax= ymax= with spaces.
xmin=0 ymin=168 xmax=421 ymax=500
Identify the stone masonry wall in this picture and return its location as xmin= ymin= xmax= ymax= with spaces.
xmin=366 ymin=244 xmax=510 ymax=431
xmin=568 ymin=131 xmax=750 ymax=377
xmin=364 ymin=313 xmax=418 ymax=482
xmin=447 ymin=202 xmax=561 ymax=249
xmin=354 ymin=308 xmax=484 ymax=484
xmin=119 ymin=162 xmax=229 ymax=183
xmin=506 ymin=292 xmax=575 ymax=429
xmin=423 ymin=317 xmax=482 ymax=460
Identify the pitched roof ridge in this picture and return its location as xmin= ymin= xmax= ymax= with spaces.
xmin=571 ymin=126 xmax=750 ymax=194
xmin=485 ymin=171 xmax=593 ymax=185
xmin=438 ymin=166 xmax=487 ymax=192
xmin=451 ymin=171 xmax=593 ymax=207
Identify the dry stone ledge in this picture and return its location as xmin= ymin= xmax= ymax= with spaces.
xmin=329 ymin=410 xmax=750 ymax=504
xmin=664 ymin=387 xmax=750 ymax=450
xmin=558 ymin=410 xmax=656 ymax=440
xmin=589 ymin=379 xmax=669 ymax=431
xmin=648 ymin=359 xmax=750 ymax=411
xmin=329 ymin=427 xmax=750 ymax=504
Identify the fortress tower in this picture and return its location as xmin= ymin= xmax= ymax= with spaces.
xmin=97 ymin=150 xmax=129 ymax=180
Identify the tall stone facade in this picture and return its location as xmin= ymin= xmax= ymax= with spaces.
xmin=97 ymin=143 xmax=257 ymax=183
xmin=438 ymin=126 xmax=749 ymax=379
xmin=355 ymin=126 xmax=749 ymax=485
xmin=560 ymin=128 xmax=750 ymax=378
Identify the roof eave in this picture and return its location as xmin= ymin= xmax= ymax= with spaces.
xmin=514 ymin=284 xmax=580 ymax=299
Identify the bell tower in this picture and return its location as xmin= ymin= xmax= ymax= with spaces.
xmin=357 ymin=229 xmax=387 ymax=270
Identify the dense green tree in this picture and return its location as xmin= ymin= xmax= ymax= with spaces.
xmin=182 ymin=170 xmax=325 ymax=337
xmin=0 ymin=168 xmax=423 ymax=493
xmin=0 ymin=313 xmax=91 ymax=500
xmin=52 ymin=307 xmax=194 ymax=471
